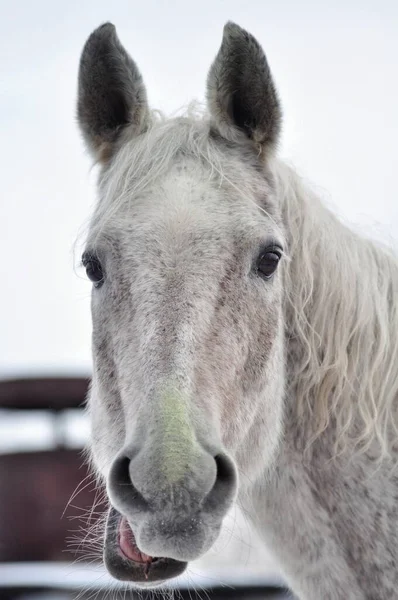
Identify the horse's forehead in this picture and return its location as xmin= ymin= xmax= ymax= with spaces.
xmin=116 ymin=187 xmax=267 ymax=263
xmin=118 ymin=155 xmax=272 ymax=233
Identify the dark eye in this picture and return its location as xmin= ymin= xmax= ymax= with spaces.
xmin=82 ymin=253 xmax=104 ymax=288
xmin=256 ymin=247 xmax=282 ymax=279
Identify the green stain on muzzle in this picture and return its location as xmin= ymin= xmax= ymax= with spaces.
xmin=159 ymin=384 xmax=197 ymax=485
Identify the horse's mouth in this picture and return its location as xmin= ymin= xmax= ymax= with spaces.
xmin=104 ymin=507 xmax=187 ymax=585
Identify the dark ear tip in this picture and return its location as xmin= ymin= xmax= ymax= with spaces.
xmin=223 ymin=21 xmax=240 ymax=32
xmin=223 ymin=21 xmax=246 ymax=39
xmin=96 ymin=22 xmax=116 ymax=32
xmin=80 ymin=23 xmax=119 ymax=63
xmin=88 ymin=22 xmax=117 ymax=43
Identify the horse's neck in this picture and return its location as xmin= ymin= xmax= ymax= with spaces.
xmin=276 ymin=160 xmax=398 ymax=457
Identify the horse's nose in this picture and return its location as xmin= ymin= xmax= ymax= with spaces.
xmin=107 ymin=446 xmax=237 ymax=520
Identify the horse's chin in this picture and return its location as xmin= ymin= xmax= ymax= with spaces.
xmin=104 ymin=506 xmax=187 ymax=586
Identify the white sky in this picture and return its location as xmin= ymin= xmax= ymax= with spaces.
xmin=1 ymin=0 xmax=398 ymax=377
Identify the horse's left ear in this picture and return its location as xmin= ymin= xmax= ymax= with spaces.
xmin=77 ymin=23 xmax=149 ymax=163
xmin=207 ymin=22 xmax=282 ymax=151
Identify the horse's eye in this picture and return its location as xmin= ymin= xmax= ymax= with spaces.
xmin=82 ymin=253 xmax=104 ymax=288
xmin=256 ymin=248 xmax=282 ymax=279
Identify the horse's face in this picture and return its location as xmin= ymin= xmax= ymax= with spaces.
xmin=78 ymin=22 xmax=285 ymax=586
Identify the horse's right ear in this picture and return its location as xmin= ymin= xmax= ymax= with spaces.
xmin=77 ymin=23 xmax=149 ymax=163
xmin=207 ymin=22 xmax=282 ymax=151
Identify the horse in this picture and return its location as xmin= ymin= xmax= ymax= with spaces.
xmin=76 ymin=21 xmax=398 ymax=599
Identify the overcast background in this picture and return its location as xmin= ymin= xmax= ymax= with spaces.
xmin=1 ymin=0 xmax=398 ymax=376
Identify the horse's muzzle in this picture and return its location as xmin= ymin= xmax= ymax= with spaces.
xmin=104 ymin=448 xmax=237 ymax=584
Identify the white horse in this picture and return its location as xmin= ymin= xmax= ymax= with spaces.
xmin=77 ymin=21 xmax=398 ymax=599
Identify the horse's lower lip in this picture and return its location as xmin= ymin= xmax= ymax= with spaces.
xmin=104 ymin=506 xmax=187 ymax=585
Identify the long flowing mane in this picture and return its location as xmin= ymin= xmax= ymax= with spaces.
xmin=276 ymin=161 xmax=398 ymax=459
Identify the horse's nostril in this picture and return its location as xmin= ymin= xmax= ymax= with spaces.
xmin=215 ymin=453 xmax=238 ymax=490
xmin=203 ymin=452 xmax=237 ymax=515
xmin=215 ymin=453 xmax=235 ymax=481
xmin=108 ymin=454 xmax=149 ymax=516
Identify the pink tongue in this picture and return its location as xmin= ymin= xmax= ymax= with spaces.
xmin=119 ymin=517 xmax=152 ymax=563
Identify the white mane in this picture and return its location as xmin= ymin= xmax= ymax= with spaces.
xmin=276 ymin=161 xmax=398 ymax=459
